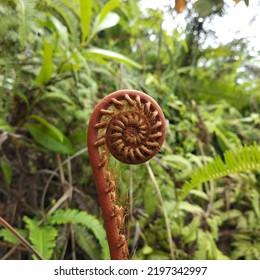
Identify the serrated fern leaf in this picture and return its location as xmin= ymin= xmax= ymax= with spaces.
xmin=180 ymin=143 xmax=260 ymax=201
xmin=23 ymin=216 xmax=58 ymax=260
xmin=47 ymin=209 xmax=109 ymax=259
xmin=74 ymin=225 xmax=102 ymax=260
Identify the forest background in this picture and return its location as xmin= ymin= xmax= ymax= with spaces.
xmin=0 ymin=0 xmax=259 ymax=260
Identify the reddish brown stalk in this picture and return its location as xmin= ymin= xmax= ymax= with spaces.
xmin=87 ymin=89 xmax=166 ymax=260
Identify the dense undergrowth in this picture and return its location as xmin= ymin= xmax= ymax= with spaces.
xmin=0 ymin=0 xmax=259 ymax=260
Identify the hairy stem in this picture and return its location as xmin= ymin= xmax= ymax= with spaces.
xmin=87 ymin=89 xmax=166 ymax=259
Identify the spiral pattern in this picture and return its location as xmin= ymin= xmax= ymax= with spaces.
xmin=106 ymin=110 xmax=160 ymax=163
xmin=93 ymin=91 xmax=165 ymax=164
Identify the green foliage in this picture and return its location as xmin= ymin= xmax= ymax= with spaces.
xmin=35 ymin=39 xmax=53 ymax=85
xmin=0 ymin=209 xmax=109 ymax=260
xmin=84 ymin=48 xmax=142 ymax=69
xmin=25 ymin=123 xmax=74 ymax=154
xmin=180 ymin=143 xmax=260 ymax=200
xmin=47 ymin=209 xmax=109 ymax=259
xmin=0 ymin=0 xmax=259 ymax=260
xmin=193 ymin=231 xmax=229 ymax=260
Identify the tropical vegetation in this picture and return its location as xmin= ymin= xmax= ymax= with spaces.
xmin=0 ymin=0 xmax=259 ymax=260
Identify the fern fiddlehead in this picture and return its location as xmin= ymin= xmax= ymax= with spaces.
xmin=87 ymin=89 xmax=166 ymax=259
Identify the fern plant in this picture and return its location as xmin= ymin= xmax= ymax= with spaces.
xmin=179 ymin=143 xmax=260 ymax=200
xmin=47 ymin=208 xmax=109 ymax=259
xmin=0 ymin=209 xmax=109 ymax=260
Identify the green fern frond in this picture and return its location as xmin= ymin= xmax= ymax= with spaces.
xmin=23 ymin=216 xmax=58 ymax=260
xmin=41 ymin=0 xmax=79 ymax=42
xmin=179 ymin=143 xmax=260 ymax=201
xmin=17 ymin=0 xmax=37 ymax=48
xmin=47 ymin=209 xmax=109 ymax=259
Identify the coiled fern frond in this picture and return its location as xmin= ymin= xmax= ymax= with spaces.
xmin=179 ymin=143 xmax=260 ymax=201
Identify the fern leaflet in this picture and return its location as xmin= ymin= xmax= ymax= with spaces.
xmin=47 ymin=209 xmax=109 ymax=259
xmin=0 ymin=228 xmax=27 ymax=244
xmin=180 ymin=143 xmax=260 ymax=201
xmin=23 ymin=216 xmax=58 ymax=260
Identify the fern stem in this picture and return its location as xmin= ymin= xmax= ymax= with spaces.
xmin=87 ymin=89 xmax=166 ymax=259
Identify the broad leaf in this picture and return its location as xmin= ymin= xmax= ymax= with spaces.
xmin=80 ymin=0 xmax=92 ymax=42
xmin=87 ymin=0 xmax=120 ymax=43
xmin=25 ymin=123 xmax=73 ymax=154
xmin=91 ymin=12 xmax=119 ymax=38
xmin=35 ymin=40 xmax=53 ymax=85
xmin=28 ymin=115 xmax=64 ymax=142
xmin=84 ymin=48 xmax=142 ymax=69
xmin=99 ymin=0 xmax=119 ymax=23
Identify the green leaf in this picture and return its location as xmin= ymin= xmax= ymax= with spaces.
xmin=0 ymin=228 xmax=27 ymax=244
xmin=49 ymin=15 xmax=69 ymax=44
xmin=40 ymin=92 xmax=75 ymax=105
xmin=194 ymin=231 xmax=229 ymax=260
xmin=80 ymin=0 xmax=92 ymax=42
xmin=0 ymin=119 xmax=14 ymax=132
xmin=189 ymin=190 xmax=209 ymax=201
xmin=182 ymin=216 xmax=201 ymax=244
xmin=25 ymin=123 xmax=73 ymax=154
xmin=28 ymin=115 xmax=64 ymax=142
xmin=84 ymin=48 xmax=142 ymax=69
xmin=91 ymin=12 xmax=119 ymax=38
xmin=163 ymin=154 xmax=192 ymax=178
xmin=179 ymin=201 xmax=204 ymax=214
xmin=23 ymin=217 xmax=58 ymax=260
xmin=35 ymin=40 xmax=53 ymax=85
xmin=16 ymin=91 xmax=29 ymax=106
xmin=249 ymin=189 xmax=260 ymax=218
xmin=86 ymin=0 xmax=120 ymax=43
xmin=98 ymin=0 xmax=119 ymax=23
xmin=0 ymin=160 xmax=12 ymax=186
xmin=142 ymin=245 xmax=153 ymax=255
